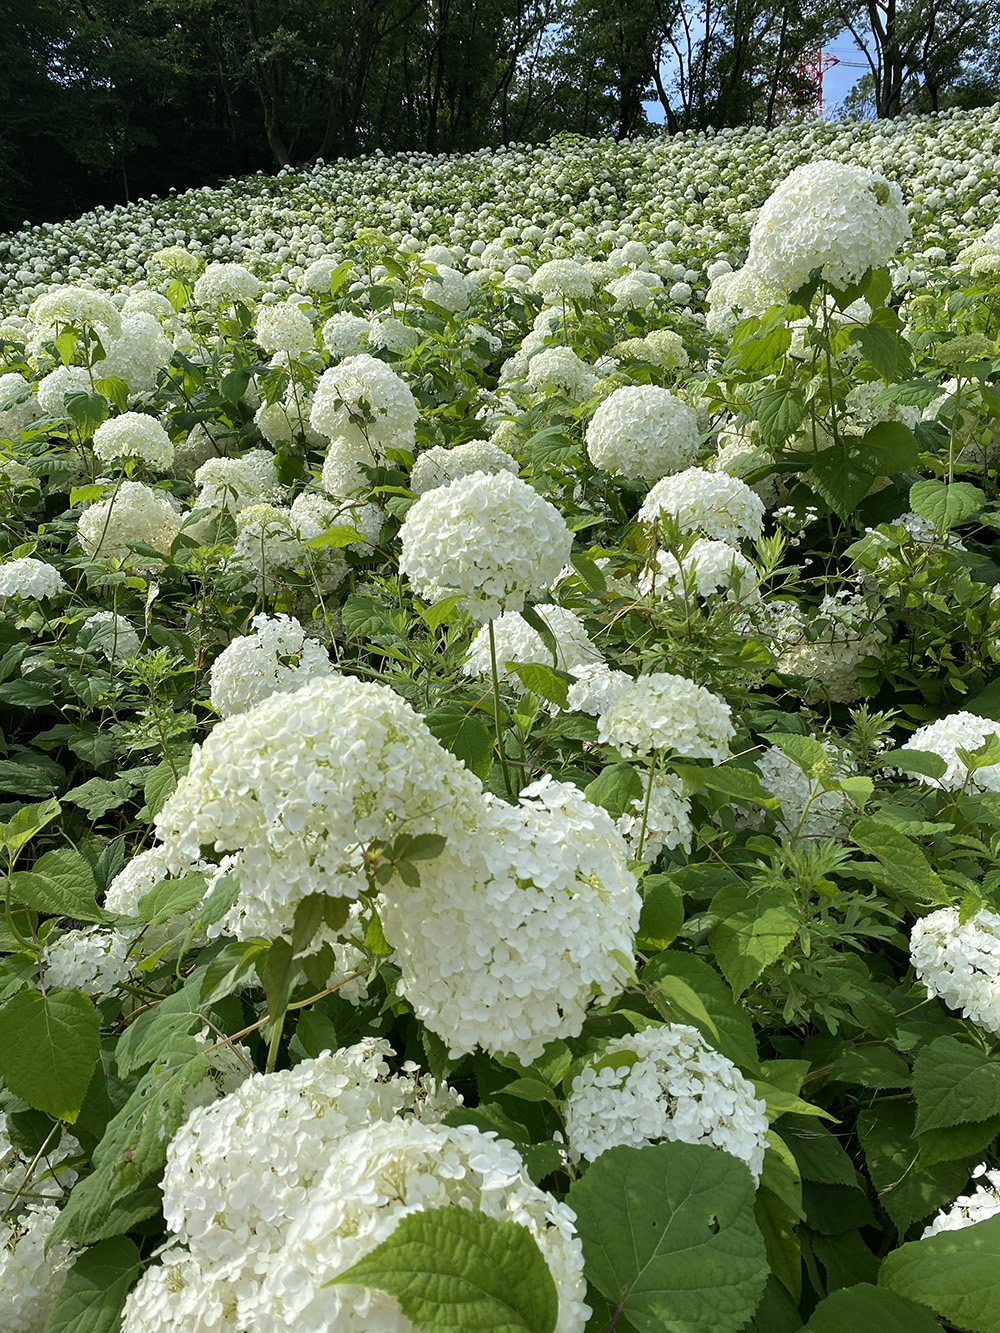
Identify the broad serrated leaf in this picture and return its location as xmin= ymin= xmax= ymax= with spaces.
xmin=585 ymin=762 xmax=643 ymax=819
xmin=138 ymin=872 xmax=207 ymax=925
xmin=909 ymin=478 xmax=984 ymax=531
xmin=567 ymin=1141 xmax=768 ymax=1333
xmin=43 ymin=1235 xmax=142 ymax=1333
xmin=420 ymin=595 xmax=463 ymax=631
xmin=142 ymin=759 xmax=184 ymax=821
xmin=853 ymin=324 xmax=903 ymax=378
xmin=0 ymin=797 xmax=61 ymax=854
xmin=63 ymin=778 xmax=136 ymax=820
xmin=858 ymin=1101 xmax=972 ymax=1234
xmin=422 ymin=704 xmax=493 ymax=780
xmin=508 ymin=661 xmax=571 ymax=708
xmin=330 ymin=1203 xmax=558 ymax=1333
xmin=569 ymin=550 xmax=608 ymax=593
xmin=637 ymin=875 xmax=684 ymax=950
xmin=803 ymin=1283 xmax=942 ymax=1332
xmin=0 ymin=987 xmax=99 ymax=1122
xmin=644 ymin=953 xmax=757 ymax=1068
xmin=10 ymin=846 xmax=111 ymax=924
xmin=710 ymin=885 xmax=798 ymax=997
xmin=765 ymin=732 xmax=829 ymax=777
xmin=862 ymin=420 xmax=921 ymax=472
xmin=810 ymin=446 xmax=878 ymax=520
xmin=851 ymin=819 xmax=947 ymax=903
xmin=881 ymin=1212 xmax=1000 ymax=1332
xmin=881 ymin=747 xmax=948 ymax=782
xmin=755 ymin=384 xmax=805 ymax=450
xmin=829 ymin=1045 xmax=910 ymax=1090
xmin=913 ymin=1038 xmax=1000 ymax=1135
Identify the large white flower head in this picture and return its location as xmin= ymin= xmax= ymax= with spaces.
xmin=0 ymin=372 xmax=41 ymax=442
xmin=36 ymin=365 xmax=93 ymax=420
xmin=92 ymin=412 xmax=174 ymax=470
xmin=923 ymin=1166 xmax=1000 ymax=1238
xmin=0 ymin=557 xmax=66 ymax=601
xmin=911 ymin=907 xmax=1000 ymax=1035
xmin=767 ymin=594 xmax=885 ymax=704
xmin=79 ymin=610 xmax=140 ymax=659
xmin=254 ymin=388 xmax=326 ymax=449
xmin=638 ymin=538 xmax=758 ymax=602
xmin=399 ymin=469 xmax=572 ymax=622
xmin=382 ymin=776 xmax=640 ymax=1063
xmin=254 ymin=299 xmax=314 ymax=355
xmin=310 ymin=353 xmax=417 ymax=454
xmin=616 ymin=771 xmax=693 ymax=861
xmin=598 ymin=672 xmax=733 ymax=761
xmin=410 ymin=438 xmax=519 ymax=495
xmin=255 ymin=1118 xmax=589 ymax=1333
xmin=531 ymin=258 xmax=595 ymax=300
xmin=565 ymin=662 xmax=632 ymax=716
xmin=463 ymin=603 xmax=603 ymax=688
xmin=193 ymin=262 xmax=261 ymax=308
xmin=745 ymin=161 xmax=910 ymax=295
xmin=210 ymin=613 xmax=334 ymax=718
xmin=586 ymin=385 xmax=700 ymax=483
xmin=0 ymin=1204 xmax=74 ymax=1333
xmin=565 ymin=1025 xmax=768 ymax=1181
xmin=121 ymin=1249 xmax=240 ymax=1333
xmin=193 ymin=454 xmax=277 ymax=517
xmin=42 ymin=925 xmax=133 ymax=996
xmin=898 ymin=711 xmax=1000 ymax=792
xmin=320 ymin=311 xmax=372 ymax=359
xmin=160 ymin=1041 xmax=457 ymax=1292
xmin=154 ymin=675 xmax=485 ymax=941
xmin=30 ymin=284 xmax=121 ymax=339
xmin=420 ymin=263 xmax=470 ymax=312
xmin=226 ymin=501 xmax=348 ymax=595
xmin=639 ymin=467 xmax=765 ymax=546
xmin=99 ymin=312 xmax=174 ymax=393
xmin=755 ymin=743 xmax=851 ymax=839
xmin=77 ymin=482 xmax=182 ymax=566
xmin=525 ymin=346 xmax=598 ymax=400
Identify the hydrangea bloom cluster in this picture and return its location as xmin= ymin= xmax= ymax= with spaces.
xmin=309 ymin=353 xmax=417 ymax=455
xmin=910 ymin=906 xmax=1000 ymax=1034
xmin=193 ymin=262 xmax=261 ymax=307
xmin=42 ymin=925 xmax=134 ymax=996
xmin=586 ymin=385 xmax=700 ymax=481
xmin=565 ymin=661 xmax=632 ymax=716
xmin=254 ymin=299 xmax=314 ymax=355
xmin=598 ymin=672 xmax=733 ymax=761
xmin=209 ymin=613 xmax=334 ymax=718
xmin=617 ymin=771 xmax=693 ymax=860
xmin=922 ymin=1165 xmax=1000 ymax=1237
xmin=525 ymin=346 xmax=598 ymax=400
xmin=381 ymin=777 xmax=640 ymax=1063
xmin=320 ymin=311 xmax=372 ymax=358
xmin=740 ymin=161 xmax=910 ymax=295
xmin=79 ymin=611 xmax=140 ymax=658
xmin=92 ymin=412 xmax=174 ymax=470
xmin=767 ymin=595 xmax=885 ymax=703
xmin=399 ymin=469 xmax=572 ymax=621
xmin=0 ymin=557 xmax=66 ymax=601
xmin=638 ymin=539 xmax=758 ymax=602
xmin=530 ymin=258 xmax=595 ymax=299
xmin=755 ymin=744 xmax=851 ymax=839
xmin=30 ymin=284 xmax=121 ymax=337
xmin=77 ymin=481 xmax=182 ymax=565
xmin=463 ymin=603 xmax=603 ymax=685
xmin=639 ymin=468 xmax=765 ymax=545
xmin=154 ymin=675 xmax=485 ymax=940
xmin=564 ymin=1025 xmax=768 ymax=1180
xmin=898 ymin=711 xmax=1000 ymax=792
xmin=0 ymin=373 xmax=41 ymax=442
xmin=193 ymin=452 xmax=278 ymax=516
xmin=99 ymin=313 xmax=174 ymax=393
xmin=409 ymin=438 xmax=518 ymax=495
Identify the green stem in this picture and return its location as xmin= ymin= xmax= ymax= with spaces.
xmin=488 ymin=618 xmax=513 ymax=797
xmin=265 ymin=1007 xmax=287 ymax=1074
xmin=637 ymin=749 xmax=660 ymax=862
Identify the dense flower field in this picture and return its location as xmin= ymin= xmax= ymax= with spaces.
xmin=5 ymin=103 xmax=1000 ymax=1332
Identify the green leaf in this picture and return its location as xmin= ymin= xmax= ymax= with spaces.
xmin=341 ymin=594 xmax=396 ymax=640
xmin=851 ymin=819 xmax=947 ymax=904
xmin=94 ymin=375 xmax=130 ymax=412
xmin=858 ymin=1101 xmax=972 ymax=1234
xmin=194 ymin=872 xmax=240 ymax=929
xmin=810 ymin=446 xmax=878 ymax=521
xmin=709 ymin=885 xmax=799 ymax=997
xmin=138 ymin=872 xmax=207 ymax=925
xmin=567 ymin=1141 xmax=768 ymax=1333
xmin=854 ymin=324 xmax=903 ymax=378
xmin=913 ymin=1038 xmax=1000 ymax=1135
xmin=304 ymin=524 xmax=365 ymax=550
xmin=199 ymin=939 xmax=268 ymax=1007
xmin=0 ymin=797 xmax=61 ymax=854
xmin=423 ymin=705 xmax=493 ymax=780
xmin=862 ymin=421 xmax=921 ymax=472
xmin=219 ymin=365 xmax=254 ymax=405
xmin=64 ymin=391 xmax=108 ymax=436
xmin=43 ymin=1236 xmax=142 ymax=1333
xmin=644 ymin=952 xmax=757 ymax=1069
xmin=881 ymin=1211 xmax=1000 ymax=1332
xmin=141 ymin=759 xmax=184 ymax=821
xmin=881 ymin=748 xmax=948 ymax=782
xmin=585 ymin=762 xmax=643 ymax=820
xmin=917 ymin=1116 xmax=1000 ymax=1169
xmin=649 ymin=976 xmax=719 ymax=1040
xmin=0 ymin=758 xmax=65 ymax=799
xmin=63 ymin=778 xmax=136 ymax=820
xmin=10 ymin=848 xmax=111 ymax=924
xmin=519 ymin=604 xmax=560 ymax=667
xmin=569 ymin=551 xmax=608 ymax=593
xmin=637 ymin=875 xmax=684 ymax=950
xmin=755 ymin=384 xmax=805 ymax=450
xmin=526 ymin=426 xmax=579 ymax=467
xmin=909 ymin=478 xmax=984 ymax=531
xmin=0 ymin=987 xmax=100 ymax=1122
xmin=508 ymin=662 xmax=571 ymax=708
xmin=829 ymin=1045 xmax=910 ymax=1090
xmin=329 ymin=1203 xmax=557 ymax=1333
xmin=765 ymin=732 xmax=829 ymax=777
xmin=420 ymin=595 xmax=463 ymax=631
xmin=803 ymin=1283 xmax=942 ymax=1332
xmin=737 ymin=323 xmax=791 ymax=374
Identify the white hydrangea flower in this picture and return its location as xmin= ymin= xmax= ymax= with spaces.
xmin=525 ymin=346 xmax=598 ymax=399
xmin=565 ymin=662 xmax=632 ymax=716
xmin=399 ymin=469 xmax=572 ymax=622
xmin=368 ymin=313 xmax=421 ymax=352
xmin=911 ymin=907 xmax=1000 ymax=1034
xmin=565 ymin=1025 xmax=768 ymax=1181
xmin=607 ymin=273 xmax=657 ymax=311
xmin=0 ymin=557 xmax=66 ymax=601
xmin=755 ymin=743 xmax=851 ymax=838
xmin=42 ymin=925 xmax=134 ymax=996
xmin=383 ymin=776 xmax=640 ymax=1063
xmin=0 ymin=1205 xmax=74 ymax=1333
xmin=255 ymin=1118 xmax=588 ymax=1333
xmin=154 ymin=676 xmax=485 ymax=941
xmin=99 ymin=312 xmax=174 ymax=393
xmin=194 ymin=262 xmax=261 ymax=307
xmin=530 ymin=259 xmax=594 ymax=299
xmin=410 ymin=439 xmax=518 ymax=495
xmin=301 ymin=254 xmax=348 ymax=295
xmin=254 ymin=389 xmax=326 ymax=449
xmin=310 ymin=353 xmax=417 ymax=454
xmin=193 ymin=454 xmax=276 ymax=517
xmin=585 ymin=385 xmax=699 ymax=483
xmin=254 ymin=299 xmax=314 ymax=355
xmin=319 ymin=433 xmax=378 ymax=497
xmin=463 ymin=603 xmax=603 ymax=686
xmin=77 ymin=481 xmax=182 ymax=565
xmin=767 ymin=595 xmax=885 ymax=704
xmin=209 ymin=613 xmax=334 ymax=718
xmin=0 ymin=1110 xmax=79 ymax=1218
xmin=923 ymin=1165 xmax=1000 ymax=1238
xmin=226 ymin=500 xmax=347 ymax=594
xmin=898 ymin=711 xmax=1000 ymax=792
xmin=30 ymin=284 xmax=121 ymax=337
xmin=616 ymin=771 xmax=693 ymax=860
xmin=92 ymin=412 xmax=173 ymax=470
xmin=420 ymin=264 xmax=470 ymax=312
xmin=0 ymin=372 xmax=42 ymax=441
xmin=320 ymin=311 xmax=372 ymax=358
xmin=36 ymin=365 xmax=93 ymax=420
xmin=638 ymin=539 xmax=758 ymax=602
xmin=121 ymin=1249 xmax=241 ymax=1333
xmin=161 ymin=1041 xmax=457 ymax=1293
xmin=639 ymin=467 xmax=765 ymax=546
xmin=598 ymin=672 xmax=733 ymax=761
xmin=744 ymin=161 xmax=910 ymax=295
